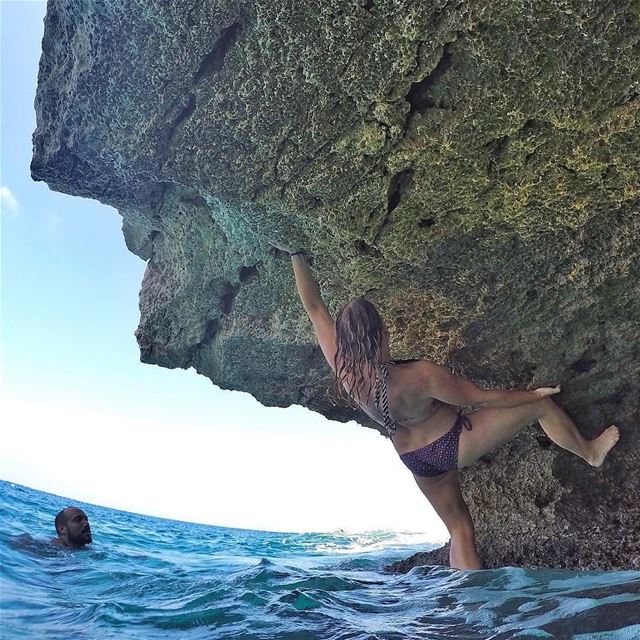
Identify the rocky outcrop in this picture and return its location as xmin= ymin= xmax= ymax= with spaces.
xmin=32 ymin=0 xmax=639 ymax=570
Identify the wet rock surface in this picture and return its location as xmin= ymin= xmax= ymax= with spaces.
xmin=32 ymin=0 xmax=639 ymax=570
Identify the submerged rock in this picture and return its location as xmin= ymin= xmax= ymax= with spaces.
xmin=32 ymin=0 xmax=639 ymax=570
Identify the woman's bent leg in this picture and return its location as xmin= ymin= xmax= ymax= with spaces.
xmin=538 ymin=402 xmax=619 ymax=467
xmin=458 ymin=397 xmax=619 ymax=469
xmin=413 ymin=471 xmax=483 ymax=570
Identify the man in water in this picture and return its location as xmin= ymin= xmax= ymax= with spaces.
xmin=52 ymin=507 xmax=92 ymax=548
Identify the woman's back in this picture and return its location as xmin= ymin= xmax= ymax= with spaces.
xmin=355 ymin=360 xmax=463 ymax=454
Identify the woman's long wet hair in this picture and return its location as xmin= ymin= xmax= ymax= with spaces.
xmin=331 ymin=298 xmax=386 ymax=404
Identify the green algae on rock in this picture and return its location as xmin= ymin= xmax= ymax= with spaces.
xmin=32 ymin=0 xmax=639 ymax=570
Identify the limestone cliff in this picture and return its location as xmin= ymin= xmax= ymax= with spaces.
xmin=32 ymin=0 xmax=639 ymax=570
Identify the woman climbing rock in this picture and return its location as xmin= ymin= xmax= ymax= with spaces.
xmin=277 ymin=246 xmax=620 ymax=570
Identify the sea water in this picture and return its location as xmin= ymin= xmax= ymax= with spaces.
xmin=1 ymin=480 xmax=638 ymax=639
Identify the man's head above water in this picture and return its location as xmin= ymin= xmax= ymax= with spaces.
xmin=53 ymin=507 xmax=92 ymax=548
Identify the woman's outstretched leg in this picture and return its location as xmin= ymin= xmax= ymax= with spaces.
xmin=458 ymin=397 xmax=619 ymax=469
xmin=413 ymin=471 xmax=483 ymax=570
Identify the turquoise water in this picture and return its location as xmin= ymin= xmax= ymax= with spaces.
xmin=1 ymin=481 xmax=639 ymax=639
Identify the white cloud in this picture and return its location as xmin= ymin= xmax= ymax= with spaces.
xmin=0 ymin=186 xmax=20 ymax=214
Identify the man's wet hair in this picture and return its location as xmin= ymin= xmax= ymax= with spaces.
xmin=54 ymin=509 xmax=68 ymax=534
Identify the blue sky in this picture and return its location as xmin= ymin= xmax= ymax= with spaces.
xmin=0 ymin=1 xmax=445 ymax=538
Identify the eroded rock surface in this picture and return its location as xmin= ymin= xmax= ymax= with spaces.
xmin=32 ymin=0 xmax=639 ymax=570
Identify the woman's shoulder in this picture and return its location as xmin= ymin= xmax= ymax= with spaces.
xmin=392 ymin=358 xmax=441 ymax=381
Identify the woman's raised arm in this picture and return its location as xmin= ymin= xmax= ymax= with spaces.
xmin=287 ymin=251 xmax=337 ymax=371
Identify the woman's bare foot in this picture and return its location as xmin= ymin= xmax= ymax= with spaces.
xmin=587 ymin=425 xmax=620 ymax=467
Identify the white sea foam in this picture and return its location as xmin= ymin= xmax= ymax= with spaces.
xmin=314 ymin=529 xmax=441 ymax=555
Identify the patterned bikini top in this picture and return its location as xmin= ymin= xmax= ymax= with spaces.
xmin=374 ymin=362 xmax=396 ymax=438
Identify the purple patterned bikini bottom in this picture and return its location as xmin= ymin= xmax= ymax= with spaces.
xmin=399 ymin=411 xmax=473 ymax=477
